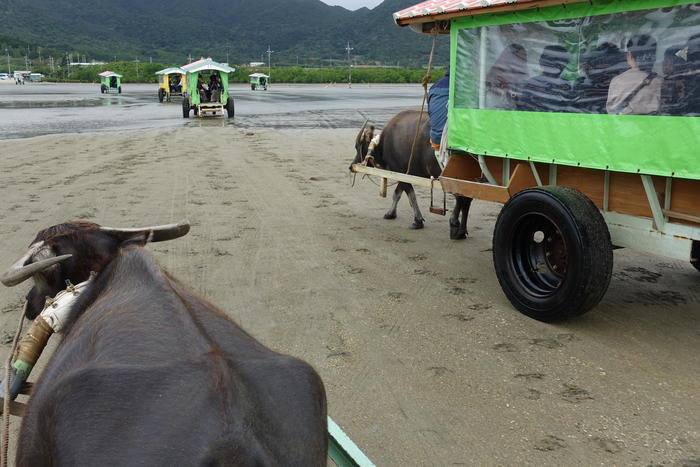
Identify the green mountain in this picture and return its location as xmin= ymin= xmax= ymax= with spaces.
xmin=0 ymin=0 xmax=449 ymax=68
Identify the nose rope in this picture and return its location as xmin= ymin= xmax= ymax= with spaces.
xmin=1 ymin=302 xmax=26 ymax=467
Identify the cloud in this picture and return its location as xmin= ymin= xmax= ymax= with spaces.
xmin=320 ymin=0 xmax=384 ymax=10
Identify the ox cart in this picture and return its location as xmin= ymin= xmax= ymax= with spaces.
xmin=352 ymin=0 xmax=700 ymax=321
xmin=156 ymin=67 xmax=187 ymax=102
xmin=98 ymin=71 xmax=122 ymax=94
xmin=181 ymin=58 xmax=235 ymax=118
xmin=250 ymin=72 xmax=269 ymax=90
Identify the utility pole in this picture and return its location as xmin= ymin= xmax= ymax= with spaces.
xmin=135 ymin=58 xmax=140 ymax=81
xmin=266 ymin=44 xmax=273 ymax=86
xmin=5 ymin=48 xmax=10 ymax=74
xmin=345 ymin=41 xmax=353 ymax=88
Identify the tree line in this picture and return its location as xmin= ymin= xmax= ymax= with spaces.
xmin=38 ymin=61 xmax=444 ymax=84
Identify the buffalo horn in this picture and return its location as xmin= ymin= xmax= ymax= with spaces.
xmin=355 ymin=119 xmax=368 ymax=146
xmin=99 ymin=220 xmax=190 ymax=243
xmin=0 ymin=242 xmax=72 ymax=287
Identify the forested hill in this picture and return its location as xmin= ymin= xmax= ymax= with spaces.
xmin=0 ymin=0 xmax=449 ymax=68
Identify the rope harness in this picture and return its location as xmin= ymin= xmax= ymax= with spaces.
xmin=406 ymin=29 xmax=439 ymax=175
xmin=0 ymin=274 xmax=95 ymax=466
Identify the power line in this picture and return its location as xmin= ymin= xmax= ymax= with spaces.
xmin=345 ymin=41 xmax=353 ymax=88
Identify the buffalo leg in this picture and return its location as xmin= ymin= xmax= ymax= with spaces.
xmin=458 ymin=196 xmax=473 ymax=237
xmin=449 ymin=196 xmax=463 ymax=239
xmin=384 ymin=184 xmax=404 ymax=220
xmin=403 ymin=183 xmax=425 ymax=230
xmin=450 ymin=196 xmax=473 ymax=240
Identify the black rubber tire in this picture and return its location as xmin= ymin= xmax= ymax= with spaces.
xmin=691 ymin=241 xmax=700 ymax=273
xmin=118 ymin=86 xmax=122 ymax=94
xmin=158 ymin=88 xmax=165 ymax=103
xmin=226 ymin=97 xmax=235 ymax=119
xmin=182 ymin=98 xmax=190 ymax=118
xmin=251 ymin=84 xmax=255 ymax=91
xmin=100 ymin=85 xmax=106 ymax=94
xmin=492 ymin=186 xmax=613 ymax=321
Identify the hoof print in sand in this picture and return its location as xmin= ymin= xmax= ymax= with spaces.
xmin=442 ymin=312 xmax=474 ymax=322
xmin=534 ymin=435 xmax=567 ymax=451
xmin=529 ymin=338 xmax=564 ymax=349
xmin=591 ymin=437 xmax=623 ymax=454
xmin=493 ymin=343 xmax=518 ymax=353
xmin=560 ymin=383 xmax=593 ymax=403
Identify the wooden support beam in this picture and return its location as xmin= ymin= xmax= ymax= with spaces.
xmin=327 ymin=417 xmax=375 ymax=467
xmin=662 ymin=210 xmax=700 ymax=225
xmin=0 ymin=398 xmax=27 ymax=417
xmin=350 ymin=164 xmax=440 ymax=190
xmin=439 ymin=176 xmax=510 ymax=203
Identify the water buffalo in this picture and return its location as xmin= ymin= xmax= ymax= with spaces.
xmin=0 ymin=221 xmax=327 ymax=466
xmin=352 ymin=109 xmax=472 ymax=238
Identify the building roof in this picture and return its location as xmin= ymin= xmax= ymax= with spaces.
xmin=98 ymin=71 xmax=122 ymax=77
xmin=393 ymin=0 xmax=585 ymax=27
xmin=181 ymin=57 xmax=235 ymax=74
xmin=155 ymin=67 xmax=186 ymax=75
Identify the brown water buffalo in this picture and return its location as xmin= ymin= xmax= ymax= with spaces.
xmin=352 ymin=109 xmax=472 ymax=238
xmin=0 ymin=221 xmax=327 ymax=466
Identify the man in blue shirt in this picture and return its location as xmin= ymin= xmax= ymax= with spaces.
xmin=427 ymin=70 xmax=449 ymax=167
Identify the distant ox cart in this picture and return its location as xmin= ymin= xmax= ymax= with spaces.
xmin=181 ymin=57 xmax=235 ymax=118
xmin=352 ymin=0 xmax=700 ymax=321
xmin=98 ymin=71 xmax=122 ymax=94
xmin=156 ymin=67 xmax=187 ymax=102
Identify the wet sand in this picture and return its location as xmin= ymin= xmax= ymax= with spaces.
xmin=0 ymin=82 xmax=423 ymax=140
xmin=0 ymin=90 xmax=698 ymax=465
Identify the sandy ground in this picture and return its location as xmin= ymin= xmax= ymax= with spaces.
xmin=0 ymin=125 xmax=698 ymax=465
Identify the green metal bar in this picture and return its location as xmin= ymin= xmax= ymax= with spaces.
xmin=327 ymin=417 xmax=375 ymax=467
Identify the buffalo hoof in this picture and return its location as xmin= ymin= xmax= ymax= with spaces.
xmin=384 ymin=212 xmax=397 ymax=220
xmin=451 ymin=228 xmax=467 ymax=240
xmin=450 ymin=226 xmax=466 ymax=240
xmin=409 ymin=219 xmax=424 ymax=230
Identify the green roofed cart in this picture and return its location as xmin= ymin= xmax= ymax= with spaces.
xmin=99 ymin=71 xmax=122 ymax=94
xmin=352 ymin=0 xmax=700 ymax=321
xmin=249 ymin=73 xmax=269 ymax=91
xmin=181 ymin=57 xmax=235 ymax=118
xmin=156 ymin=67 xmax=187 ymax=102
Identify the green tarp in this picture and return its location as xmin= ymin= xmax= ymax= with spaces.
xmin=449 ymin=0 xmax=700 ymax=180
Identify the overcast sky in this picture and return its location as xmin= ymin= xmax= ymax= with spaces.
xmin=320 ymin=0 xmax=384 ymax=10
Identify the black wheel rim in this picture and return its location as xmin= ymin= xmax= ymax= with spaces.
xmin=510 ymin=213 xmax=568 ymax=298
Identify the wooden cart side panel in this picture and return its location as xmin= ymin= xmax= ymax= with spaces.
xmin=555 ymin=166 xmax=605 ymax=209
xmin=670 ymin=178 xmax=700 ymax=225
xmin=607 ymin=172 xmax=663 ymax=219
xmin=442 ymin=155 xmax=699 ymax=227
xmin=441 ymin=154 xmax=482 ymax=181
